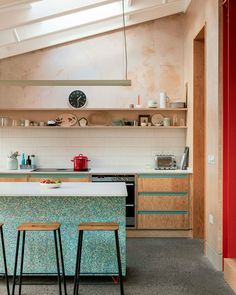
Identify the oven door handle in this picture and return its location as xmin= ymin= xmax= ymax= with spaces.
xmin=126 ymin=183 xmax=135 ymax=186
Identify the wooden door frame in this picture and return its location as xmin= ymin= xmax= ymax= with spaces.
xmin=193 ymin=26 xmax=206 ymax=239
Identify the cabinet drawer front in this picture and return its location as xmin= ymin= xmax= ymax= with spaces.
xmin=29 ymin=177 xmax=90 ymax=183
xmin=0 ymin=174 xmax=28 ymax=182
xmin=138 ymin=212 xmax=189 ymax=229
xmin=138 ymin=193 xmax=188 ymax=211
xmin=28 ymin=174 xmax=90 ymax=182
xmin=138 ymin=175 xmax=189 ymax=192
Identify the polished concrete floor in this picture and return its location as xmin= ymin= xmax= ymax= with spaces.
xmin=0 ymin=238 xmax=234 ymax=295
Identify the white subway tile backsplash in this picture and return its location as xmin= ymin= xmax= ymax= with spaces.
xmin=0 ymin=129 xmax=186 ymax=169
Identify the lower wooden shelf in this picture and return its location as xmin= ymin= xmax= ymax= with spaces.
xmin=0 ymin=126 xmax=187 ymax=129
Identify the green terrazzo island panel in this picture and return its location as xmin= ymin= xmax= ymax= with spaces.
xmin=0 ymin=196 xmax=126 ymax=276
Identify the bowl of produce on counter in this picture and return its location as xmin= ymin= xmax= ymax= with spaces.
xmin=40 ymin=179 xmax=62 ymax=189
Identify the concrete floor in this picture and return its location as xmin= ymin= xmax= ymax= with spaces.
xmin=0 ymin=238 xmax=234 ymax=295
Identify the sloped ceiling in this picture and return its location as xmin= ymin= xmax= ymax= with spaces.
xmin=0 ymin=0 xmax=191 ymax=59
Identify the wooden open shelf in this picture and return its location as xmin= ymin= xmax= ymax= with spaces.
xmin=0 ymin=126 xmax=188 ymax=129
xmin=0 ymin=108 xmax=188 ymax=111
xmin=0 ymin=108 xmax=188 ymax=129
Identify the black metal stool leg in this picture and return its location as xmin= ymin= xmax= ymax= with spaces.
xmin=73 ymin=230 xmax=83 ymax=295
xmin=18 ymin=231 xmax=26 ymax=295
xmin=115 ymin=230 xmax=124 ymax=295
xmin=57 ymin=228 xmax=67 ymax=295
xmin=0 ymin=227 xmax=10 ymax=295
xmin=12 ymin=231 xmax=21 ymax=295
xmin=54 ymin=230 xmax=62 ymax=295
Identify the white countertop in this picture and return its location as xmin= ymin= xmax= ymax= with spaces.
xmin=0 ymin=182 xmax=128 ymax=197
xmin=0 ymin=167 xmax=192 ymax=175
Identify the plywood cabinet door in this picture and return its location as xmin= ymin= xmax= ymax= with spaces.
xmin=138 ymin=194 xmax=188 ymax=211
xmin=138 ymin=213 xmax=189 ymax=229
xmin=137 ymin=174 xmax=190 ymax=230
xmin=138 ymin=175 xmax=189 ymax=192
xmin=0 ymin=174 xmax=28 ymax=182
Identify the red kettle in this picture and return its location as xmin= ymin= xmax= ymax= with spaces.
xmin=71 ymin=154 xmax=90 ymax=171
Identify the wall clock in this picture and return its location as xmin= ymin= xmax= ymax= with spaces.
xmin=68 ymin=90 xmax=87 ymax=109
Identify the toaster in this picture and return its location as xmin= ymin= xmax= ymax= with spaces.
xmin=155 ymin=155 xmax=177 ymax=170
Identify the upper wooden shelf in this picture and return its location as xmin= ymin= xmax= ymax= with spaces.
xmin=0 ymin=108 xmax=188 ymax=111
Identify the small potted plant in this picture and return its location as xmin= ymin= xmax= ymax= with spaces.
xmin=7 ymin=151 xmax=20 ymax=170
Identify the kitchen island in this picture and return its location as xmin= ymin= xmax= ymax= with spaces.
xmin=0 ymin=182 xmax=127 ymax=276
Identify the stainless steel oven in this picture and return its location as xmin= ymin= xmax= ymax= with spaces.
xmin=92 ymin=175 xmax=135 ymax=228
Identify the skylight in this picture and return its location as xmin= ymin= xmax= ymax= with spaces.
xmin=18 ymin=1 xmax=122 ymax=41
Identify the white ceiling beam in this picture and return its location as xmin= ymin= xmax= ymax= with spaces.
xmin=0 ymin=0 xmax=187 ymax=59
xmin=0 ymin=0 xmax=119 ymax=30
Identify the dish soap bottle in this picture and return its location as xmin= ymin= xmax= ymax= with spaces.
xmin=21 ymin=153 xmax=25 ymax=166
xmin=26 ymin=155 xmax=31 ymax=166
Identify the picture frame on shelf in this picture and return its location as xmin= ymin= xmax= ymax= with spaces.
xmin=138 ymin=115 xmax=150 ymax=126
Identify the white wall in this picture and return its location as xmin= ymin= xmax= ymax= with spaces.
xmin=0 ymin=15 xmax=185 ymax=108
xmin=0 ymin=128 xmax=186 ymax=169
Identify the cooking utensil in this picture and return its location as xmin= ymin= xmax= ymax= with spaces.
xmin=71 ymin=154 xmax=90 ymax=171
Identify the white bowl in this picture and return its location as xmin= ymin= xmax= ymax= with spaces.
xmin=40 ymin=183 xmax=61 ymax=189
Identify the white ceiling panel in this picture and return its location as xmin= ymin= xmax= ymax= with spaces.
xmin=0 ymin=0 xmax=192 ymax=59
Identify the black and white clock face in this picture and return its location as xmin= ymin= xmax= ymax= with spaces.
xmin=68 ymin=90 xmax=87 ymax=109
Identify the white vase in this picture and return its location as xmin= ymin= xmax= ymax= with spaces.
xmin=159 ymin=92 xmax=169 ymax=108
xmin=7 ymin=158 xmax=18 ymax=170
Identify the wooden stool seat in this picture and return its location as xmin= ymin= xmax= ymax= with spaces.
xmin=17 ymin=222 xmax=61 ymax=231
xmin=78 ymin=222 xmax=119 ymax=231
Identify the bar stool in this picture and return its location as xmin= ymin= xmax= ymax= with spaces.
xmin=0 ymin=224 xmax=10 ymax=295
xmin=12 ymin=222 xmax=67 ymax=295
xmin=73 ymin=222 xmax=124 ymax=295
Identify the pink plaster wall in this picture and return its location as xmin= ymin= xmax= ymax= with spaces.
xmin=0 ymin=15 xmax=184 ymax=109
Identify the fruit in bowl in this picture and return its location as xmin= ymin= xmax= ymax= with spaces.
xmin=40 ymin=179 xmax=62 ymax=189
